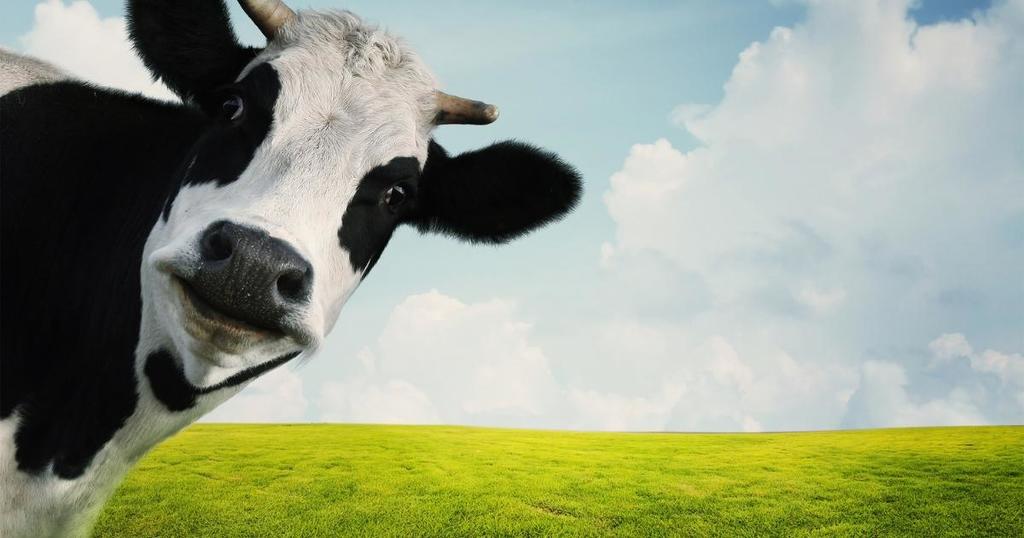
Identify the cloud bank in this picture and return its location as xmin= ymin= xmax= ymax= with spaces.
xmin=318 ymin=291 xmax=564 ymax=427
xmin=591 ymin=0 xmax=1024 ymax=430
xmin=242 ymin=0 xmax=1023 ymax=429
xmin=15 ymin=1 xmax=1020 ymax=429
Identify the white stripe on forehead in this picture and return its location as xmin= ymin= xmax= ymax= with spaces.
xmin=232 ymin=9 xmax=438 ymax=190
xmin=237 ymin=10 xmax=438 ymax=128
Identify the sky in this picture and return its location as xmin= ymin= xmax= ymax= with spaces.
xmin=2 ymin=0 xmax=1021 ymax=431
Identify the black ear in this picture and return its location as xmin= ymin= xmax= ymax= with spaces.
xmin=410 ymin=140 xmax=582 ymax=244
xmin=127 ymin=0 xmax=259 ymax=103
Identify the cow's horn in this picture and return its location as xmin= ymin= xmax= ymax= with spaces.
xmin=434 ymin=92 xmax=499 ymax=125
xmin=238 ymin=0 xmax=296 ymax=39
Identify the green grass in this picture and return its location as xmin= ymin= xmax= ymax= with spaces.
xmin=93 ymin=425 xmax=1023 ymax=537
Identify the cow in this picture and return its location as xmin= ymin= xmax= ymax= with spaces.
xmin=0 ymin=0 xmax=581 ymax=535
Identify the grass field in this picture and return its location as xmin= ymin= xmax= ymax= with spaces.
xmin=93 ymin=425 xmax=1023 ymax=537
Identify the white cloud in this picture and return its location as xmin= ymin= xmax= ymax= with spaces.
xmin=663 ymin=336 xmax=852 ymax=432
xmin=929 ymin=332 xmax=974 ymax=360
xmin=19 ymin=0 xmax=174 ymax=100
xmin=973 ymin=349 xmax=1024 ymax=386
xmin=933 ymin=332 xmax=1019 ymax=385
xmin=598 ymin=0 xmax=1024 ymax=428
xmin=604 ymin=138 xmax=691 ymax=261
xmin=795 ymin=285 xmax=847 ymax=314
xmin=568 ymin=385 xmax=681 ymax=432
xmin=929 ymin=333 xmax=1024 ymax=392
xmin=669 ymin=103 xmax=711 ymax=128
xmin=607 ymin=0 xmax=1023 ymax=287
xmin=203 ymin=365 xmax=308 ymax=423
xmin=318 ymin=291 xmax=563 ymax=427
xmin=320 ymin=291 xmax=851 ymax=431
xmin=317 ymin=287 xmax=1021 ymax=431
xmin=319 ymin=379 xmax=439 ymax=425
xmin=842 ymin=360 xmax=987 ymax=428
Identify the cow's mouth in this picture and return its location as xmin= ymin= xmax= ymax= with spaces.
xmin=173 ymin=276 xmax=286 ymax=353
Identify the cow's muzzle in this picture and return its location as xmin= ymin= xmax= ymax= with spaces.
xmin=168 ymin=220 xmax=314 ymax=347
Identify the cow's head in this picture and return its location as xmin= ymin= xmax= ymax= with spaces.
xmin=130 ymin=0 xmax=580 ymax=387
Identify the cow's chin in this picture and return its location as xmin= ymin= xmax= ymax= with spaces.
xmin=169 ymin=276 xmax=303 ymax=370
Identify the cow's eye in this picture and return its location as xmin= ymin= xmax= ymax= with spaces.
xmin=383 ymin=185 xmax=407 ymax=211
xmin=221 ymin=94 xmax=245 ymax=121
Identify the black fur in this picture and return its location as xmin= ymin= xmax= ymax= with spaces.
xmin=144 ymin=349 xmax=299 ymax=412
xmin=0 ymin=83 xmax=206 ymax=478
xmin=162 ymin=63 xmax=281 ymax=219
xmin=127 ymin=0 xmax=259 ymax=103
xmin=338 ymin=157 xmax=422 ymax=274
xmin=0 ymin=52 xmax=285 ymax=474
xmin=180 ymin=64 xmax=281 ymax=188
xmin=412 ymin=140 xmax=582 ymax=244
xmin=2 ymin=0 xmax=274 ymax=479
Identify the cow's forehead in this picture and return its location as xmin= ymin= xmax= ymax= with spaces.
xmin=246 ymin=10 xmax=438 ymax=125
xmin=233 ymin=10 xmax=437 ymax=177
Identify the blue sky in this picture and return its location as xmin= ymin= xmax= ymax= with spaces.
xmin=3 ymin=1 xmax=1020 ymax=430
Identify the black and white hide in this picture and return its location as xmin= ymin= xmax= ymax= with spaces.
xmin=0 ymin=1 xmax=581 ymax=535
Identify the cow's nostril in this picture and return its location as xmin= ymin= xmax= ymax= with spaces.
xmin=276 ymin=268 xmax=309 ymax=302
xmin=200 ymin=222 xmax=233 ymax=262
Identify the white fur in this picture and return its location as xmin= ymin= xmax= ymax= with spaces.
xmin=2 ymin=11 xmax=442 ymax=537
xmin=0 ymin=48 xmax=67 ymax=96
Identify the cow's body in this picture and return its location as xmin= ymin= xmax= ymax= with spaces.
xmin=1 ymin=2 xmax=580 ymax=536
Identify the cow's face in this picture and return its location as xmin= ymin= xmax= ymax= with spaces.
xmin=147 ymin=13 xmax=436 ymax=372
xmin=133 ymin=5 xmax=580 ymax=386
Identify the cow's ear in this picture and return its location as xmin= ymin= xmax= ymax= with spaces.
xmin=127 ymin=0 xmax=259 ymax=103
xmin=409 ymin=140 xmax=582 ymax=244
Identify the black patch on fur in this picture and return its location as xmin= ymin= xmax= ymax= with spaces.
xmin=339 ymin=157 xmax=422 ymax=274
xmin=411 ymin=140 xmax=582 ymax=244
xmin=143 ymin=350 xmax=199 ymax=412
xmin=176 ymin=63 xmax=281 ymax=189
xmin=127 ymin=0 xmax=259 ymax=103
xmin=144 ymin=349 xmax=299 ymax=412
xmin=1 ymin=82 xmax=207 ymax=478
